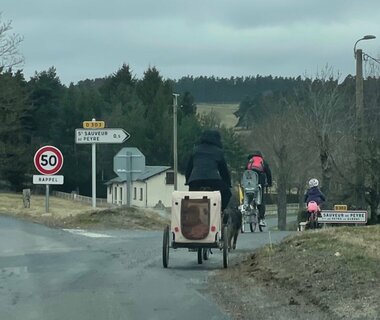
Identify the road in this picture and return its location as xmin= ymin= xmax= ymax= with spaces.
xmin=0 ymin=215 xmax=293 ymax=320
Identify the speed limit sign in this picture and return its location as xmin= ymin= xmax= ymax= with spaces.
xmin=34 ymin=146 xmax=64 ymax=175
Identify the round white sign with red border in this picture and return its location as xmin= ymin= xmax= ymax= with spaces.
xmin=34 ymin=146 xmax=64 ymax=175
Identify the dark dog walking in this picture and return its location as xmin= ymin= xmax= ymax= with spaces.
xmin=224 ymin=194 xmax=242 ymax=251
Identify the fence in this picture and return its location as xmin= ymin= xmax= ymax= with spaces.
xmin=266 ymin=203 xmax=300 ymax=215
xmin=52 ymin=191 xmax=109 ymax=207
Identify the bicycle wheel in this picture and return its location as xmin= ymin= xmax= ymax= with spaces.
xmin=203 ymin=248 xmax=210 ymax=260
xmin=162 ymin=225 xmax=170 ymax=268
xmin=197 ymin=248 xmax=203 ymax=264
xmin=241 ymin=215 xmax=245 ymax=233
xmin=222 ymin=226 xmax=229 ymax=268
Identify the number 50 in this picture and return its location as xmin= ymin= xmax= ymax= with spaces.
xmin=41 ymin=154 xmax=57 ymax=166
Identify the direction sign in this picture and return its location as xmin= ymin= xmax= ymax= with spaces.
xmin=83 ymin=120 xmax=105 ymax=129
xmin=113 ymin=147 xmax=145 ymax=181
xmin=33 ymin=175 xmax=64 ymax=185
xmin=75 ymin=128 xmax=130 ymax=144
xmin=319 ymin=210 xmax=367 ymax=224
xmin=34 ymin=146 xmax=64 ymax=175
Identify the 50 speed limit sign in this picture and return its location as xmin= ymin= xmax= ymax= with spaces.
xmin=34 ymin=146 xmax=64 ymax=175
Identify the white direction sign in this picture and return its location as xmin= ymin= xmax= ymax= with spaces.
xmin=319 ymin=210 xmax=368 ymax=224
xmin=75 ymin=129 xmax=130 ymax=144
xmin=33 ymin=175 xmax=64 ymax=185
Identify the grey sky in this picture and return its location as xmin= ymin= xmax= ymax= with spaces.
xmin=2 ymin=0 xmax=380 ymax=85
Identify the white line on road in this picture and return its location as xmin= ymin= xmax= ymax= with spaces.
xmin=62 ymin=229 xmax=113 ymax=238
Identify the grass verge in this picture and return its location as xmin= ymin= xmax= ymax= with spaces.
xmin=0 ymin=192 xmax=169 ymax=230
xmin=254 ymin=226 xmax=380 ymax=318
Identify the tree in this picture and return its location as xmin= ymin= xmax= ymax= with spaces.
xmin=137 ymin=67 xmax=173 ymax=165
xmin=179 ymin=91 xmax=196 ymax=117
xmin=291 ymin=68 xmax=347 ymax=208
xmin=0 ymin=14 xmax=24 ymax=69
xmin=246 ymin=94 xmax=297 ymax=230
xmin=363 ymin=76 xmax=380 ymax=223
xmin=0 ymin=69 xmax=31 ymax=190
xmin=28 ymin=67 xmax=65 ymax=144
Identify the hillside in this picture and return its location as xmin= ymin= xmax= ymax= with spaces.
xmin=196 ymin=103 xmax=239 ymax=128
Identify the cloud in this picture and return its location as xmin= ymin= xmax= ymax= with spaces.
xmin=3 ymin=0 xmax=380 ymax=84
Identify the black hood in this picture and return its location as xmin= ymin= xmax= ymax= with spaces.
xmin=247 ymin=150 xmax=262 ymax=159
xmin=199 ymin=129 xmax=223 ymax=148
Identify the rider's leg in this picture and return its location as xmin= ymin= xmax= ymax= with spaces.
xmin=258 ymin=186 xmax=266 ymax=226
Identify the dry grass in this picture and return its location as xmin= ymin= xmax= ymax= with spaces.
xmin=209 ymin=225 xmax=380 ymax=320
xmin=251 ymin=226 xmax=380 ymax=318
xmin=0 ymin=192 xmax=169 ymax=230
xmin=196 ymin=103 xmax=239 ymax=128
xmin=0 ymin=192 xmax=94 ymax=218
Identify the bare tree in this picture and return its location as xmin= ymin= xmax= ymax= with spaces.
xmin=291 ymin=67 xmax=348 ymax=208
xmin=363 ymin=75 xmax=380 ymax=223
xmin=245 ymin=94 xmax=301 ymax=230
xmin=0 ymin=14 xmax=24 ymax=70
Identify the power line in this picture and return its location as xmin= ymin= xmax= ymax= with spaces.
xmin=363 ymin=53 xmax=380 ymax=65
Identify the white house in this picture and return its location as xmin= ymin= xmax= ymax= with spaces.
xmin=106 ymin=164 xmax=188 ymax=208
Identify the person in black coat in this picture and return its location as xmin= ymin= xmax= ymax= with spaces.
xmin=185 ymin=129 xmax=232 ymax=211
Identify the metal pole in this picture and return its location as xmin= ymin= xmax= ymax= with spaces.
xmin=173 ymin=93 xmax=179 ymax=191
xmin=127 ymin=151 xmax=132 ymax=207
xmin=91 ymin=118 xmax=97 ymax=208
xmin=45 ymin=184 xmax=49 ymax=213
xmin=355 ymin=49 xmax=365 ymax=209
xmin=92 ymin=143 xmax=96 ymax=208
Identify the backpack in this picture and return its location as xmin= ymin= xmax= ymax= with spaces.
xmin=247 ymin=155 xmax=264 ymax=171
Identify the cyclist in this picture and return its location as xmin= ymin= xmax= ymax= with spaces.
xmin=185 ymin=129 xmax=232 ymax=213
xmin=304 ymin=178 xmax=325 ymax=208
xmin=246 ymin=151 xmax=272 ymax=227
xmin=304 ymin=178 xmax=326 ymax=223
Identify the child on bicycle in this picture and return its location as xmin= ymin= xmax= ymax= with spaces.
xmin=304 ymin=178 xmax=326 ymax=221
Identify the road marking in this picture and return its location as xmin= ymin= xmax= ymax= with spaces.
xmin=63 ymin=229 xmax=113 ymax=238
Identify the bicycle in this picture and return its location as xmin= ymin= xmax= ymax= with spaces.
xmin=307 ymin=201 xmax=321 ymax=230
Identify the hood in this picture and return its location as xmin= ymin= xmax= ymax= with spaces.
xmin=247 ymin=150 xmax=263 ymax=159
xmin=199 ymin=129 xmax=223 ymax=148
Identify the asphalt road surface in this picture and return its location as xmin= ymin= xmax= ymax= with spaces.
xmin=0 ymin=215 xmax=293 ymax=320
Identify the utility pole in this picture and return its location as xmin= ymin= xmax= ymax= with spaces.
xmin=355 ymin=49 xmax=365 ymax=209
xmin=173 ymin=93 xmax=179 ymax=191
xmin=353 ymin=35 xmax=376 ymax=209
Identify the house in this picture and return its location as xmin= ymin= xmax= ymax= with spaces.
xmin=106 ymin=148 xmax=188 ymax=208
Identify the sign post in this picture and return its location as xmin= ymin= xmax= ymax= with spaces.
xmin=75 ymin=120 xmax=130 ymax=208
xmin=33 ymin=145 xmax=64 ymax=213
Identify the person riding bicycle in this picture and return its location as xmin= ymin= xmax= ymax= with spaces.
xmin=185 ymin=129 xmax=232 ymax=214
xmin=246 ymin=151 xmax=272 ymax=227
xmin=304 ymin=178 xmax=326 ymax=220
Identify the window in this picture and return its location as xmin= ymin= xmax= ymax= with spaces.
xmin=140 ymin=188 xmax=143 ymax=201
xmin=119 ymin=187 xmax=122 ymax=202
xmin=114 ymin=186 xmax=117 ymax=201
xmin=133 ymin=187 xmax=137 ymax=200
xmin=166 ymin=171 xmax=174 ymax=185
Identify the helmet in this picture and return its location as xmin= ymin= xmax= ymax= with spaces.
xmin=308 ymin=178 xmax=319 ymax=188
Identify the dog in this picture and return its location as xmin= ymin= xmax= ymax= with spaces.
xmin=223 ymin=194 xmax=242 ymax=251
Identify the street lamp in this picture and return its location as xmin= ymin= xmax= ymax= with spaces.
xmin=354 ymin=34 xmax=376 ymax=209
xmin=173 ymin=93 xmax=179 ymax=191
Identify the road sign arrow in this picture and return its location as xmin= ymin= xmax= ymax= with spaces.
xmin=75 ymin=128 xmax=131 ymax=144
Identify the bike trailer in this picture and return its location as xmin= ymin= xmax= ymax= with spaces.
xmin=170 ymin=191 xmax=222 ymax=247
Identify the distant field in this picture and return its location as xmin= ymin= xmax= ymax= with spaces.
xmin=196 ymin=103 xmax=239 ymax=128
